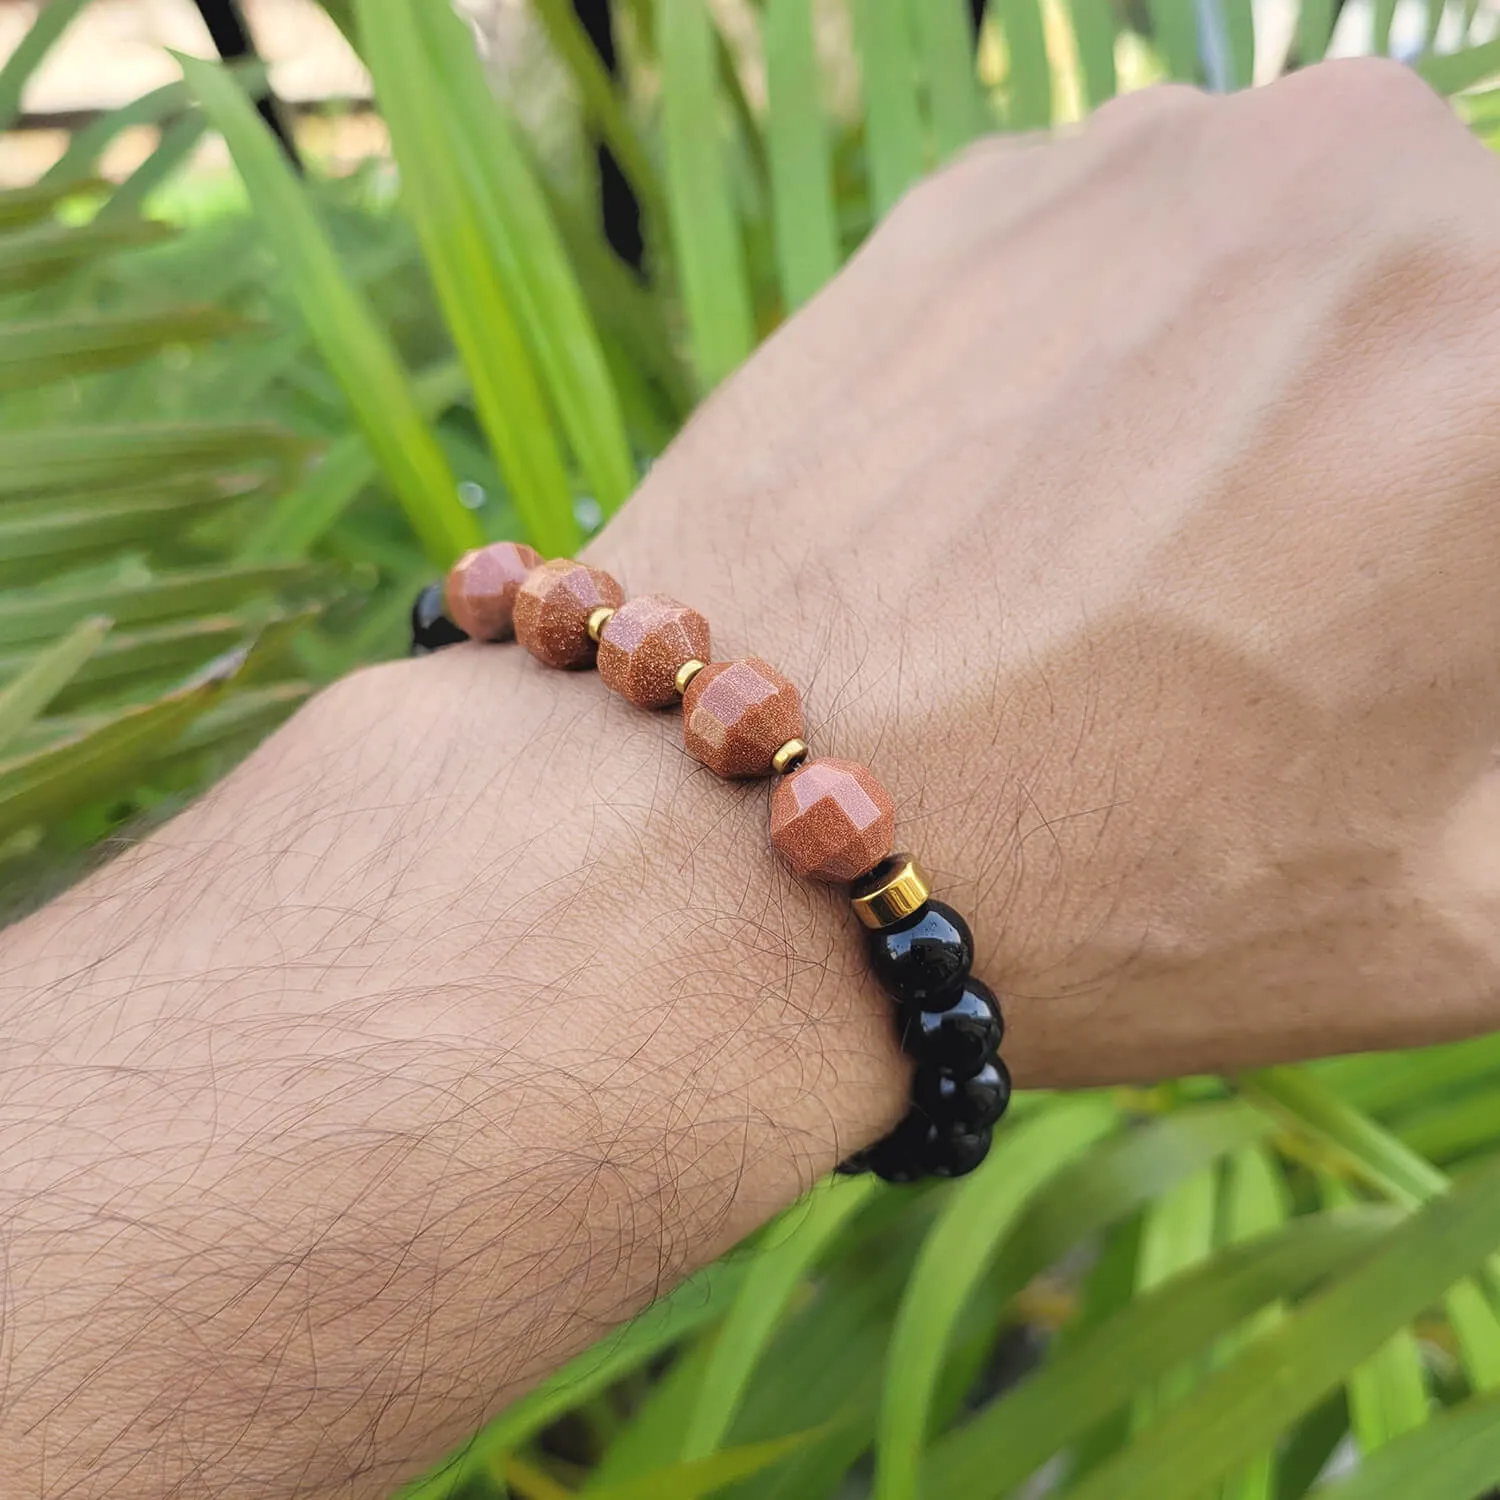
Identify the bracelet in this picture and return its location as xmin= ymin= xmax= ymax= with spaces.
xmin=409 ymin=549 xmax=1012 ymax=1182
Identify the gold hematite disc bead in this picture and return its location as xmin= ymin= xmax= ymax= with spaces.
xmin=850 ymin=853 xmax=931 ymax=930
xmin=674 ymin=658 xmax=707 ymax=695
xmin=586 ymin=606 xmax=616 ymax=643
xmin=770 ymin=738 xmax=809 ymax=775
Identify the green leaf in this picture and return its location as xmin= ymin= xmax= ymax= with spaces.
xmin=0 ymin=485 xmax=260 ymax=585
xmin=99 ymin=111 xmax=208 ymax=223
xmin=0 ymin=218 xmax=172 ymax=296
xmin=0 ymin=308 xmax=245 ymax=395
xmin=0 ymin=616 xmax=110 ymax=757
xmin=992 ymin=1101 xmax=1274 ymax=1309
xmin=404 ymin=0 xmax=638 ymax=521
xmin=0 ymin=616 xmax=256 ymax=712
xmin=0 ymin=674 xmax=226 ymax=842
xmin=909 ymin=0 xmax=987 ymax=160
xmin=995 ymin=0 xmax=1053 ymax=128
xmin=852 ymin=0 xmax=926 ymax=216
xmin=353 ymin=0 xmax=578 ymax=554
xmin=0 ymin=424 xmax=300 ymax=499
xmin=1311 ymin=1386 xmax=1500 ymax=1500
xmin=1134 ymin=1165 xmax=1218 ymax=1421
xmin=1320 ymin=1176 xmax=1429 ymax=1455
xmin=180 ymin=52 xmax=481 ymax=566
xmin=1242 ymin=1066 xmax=1500 ymax=1392
xmin=1066 ymin=0 xmax=1119 ymax=105
xmin=585 ymin=1429 xmax=824 ymax=1500
xmin=1417 ymin=39 xmax=1500 ymax=96
xmin=659 ymin=0 xmax=756 ymax=389
xmin=1147 ymin=0 xmax=1201 ymax=79
xmin=240 ymin=362 xmax=467 ymax=562
xmin=1223 ymin=0 xmax=1255 ymax=90
xmin=1217 ymin=1145 xmax=1291 ymax=1500
xmin=763 ymin=0 xmax=841 ymax=311
xmin=0 ymin=0 xmax=93 ymax=134
xmin=1056 ymin=1149 xmax=1500 ymax=1500
xmin=681 ymin=1175 xmax=877 ymax=1461
xmin=531 ymin=0 xmax=667 ymax=231
xmin=875 ymin=1096 xmax=1121 ymax=1500
xmin=395 ymin=1261 xmax=747 ymax=1499
xmin=1294 ymin=0 xmax=1335 ymax=65
xmin=922 ymin=1206 xmax=1400 ymax=1500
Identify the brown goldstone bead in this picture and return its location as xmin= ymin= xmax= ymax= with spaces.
xmin=598 ymin=594 xmax=711 ymax=709
xmin=770 ymin=757 xmax=895 ymax=882
xmin=445 ymin=540 xmax=543 ymax=641
xmin=682 ymin=657 xmax=803 ymax=778
xmin=513 ymin=558 xmax=625 ymax=669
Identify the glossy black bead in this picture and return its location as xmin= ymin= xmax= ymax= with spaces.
xmin=867 ymin=900 xmax=974 ymax=1010
xmin=899 ymin=977 xmax=1004 ymax=1078
xmin=926 ymin=1125 xmax=992 ymax=1178
xmin=914 ymin=1058 xmax=1012 ymax=1131
xmin=863 ymin=1111 xmax=936 ymax=1185
xmin=864 ymin=1111 xmax=993 ymax=1183
xmin=410 ymin=582 xmax=468 ymax=655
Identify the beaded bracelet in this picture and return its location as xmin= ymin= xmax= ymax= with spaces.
xmin=410 ymin=546 xmax=1012 ymax=1182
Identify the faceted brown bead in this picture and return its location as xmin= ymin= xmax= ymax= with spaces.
xmin=682 ymin=657 xmax=804 ymax=778
xmin=770 ymin=757 xmax=895 ymax=882
xmin=598 ymin=594 xmax=711 ymax=709
xmin=444 ymin=540 xmax=543 ymax=642
xmin=513 ymin=558 xmax=625 ymax=669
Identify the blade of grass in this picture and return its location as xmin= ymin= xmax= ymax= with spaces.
xmin=994 ymin=0 xmax=1054 ymax=128
xmin=396 ymin=1261 xmax=747 ymax=1499
xmin=1313 ymin=1385 xmax=1500 ymax=1500
xmin=658 ymin=0 xmax=756 ymax=389
xmin=0 ymin=218 xmax=172 ymax=296
xmin=585 ymin=1429 xmax=825 ymax=1500
xmin=1066 ymin=0 xmax=1119 ymax=104
xmin=1133 ymin=1165 xmax=1218 ymax=1422
xmin=763 ymin=0 xmax=840 ymax=310
xmin=0 ymin=307 xmax=244 ymax=394
xmin=240 ymin=361 xmax=467 ymax=562
xmin=1146 ymin=0 xmax=1201 ymax=78
xmin=1320 ymin=1175 xmax=1429 ymax=1455
xmin=1417 ymin=39 xmax=1500 ymax=95
xmin=851 ymin=0 xmax=926 ymax=215
xmin=910 ymin=0 xmax=987 ymax=159
xmin=1243 ymin=1066 xmax=1500 ymax=1393
xmin=921 ymin=1206 xmax=1400 ymax=1500
xmin=1217 ymin=1145 xmax=1290 ymax=1500
xmin=405 ymin=0 xmax=637 ymax=520
xmin=352 ymin=0 xmax=578 ymax=554
xmin=874 ymin=1096 xmax=1121 ymax=1500
xmin=98 ymin=112 xmax=207 ymax=223
xmin=681 ymin=1175 xmax=877 ymax=1460
xmin=180 ymin=52 xmax=480 ymax=565
xmin=0 ymin=0 xmax=93 ymax=134
xmin=1294 ymin=0 xmax=1335 ymax=65
xmin=0 ymin=564 xmax=311 ymax=648
xmin=0 ymin=616 xmax=110 ymax=757
xmin=991 ymin=1100 xmax=1274 ymax=1311
xmin=531 ymin=0 xmax=667 ymax=230
xmin=1053 ymin=1149 xmax=1500 ymax=1500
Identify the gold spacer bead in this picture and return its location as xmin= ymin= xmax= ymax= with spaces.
xmin=674 ymin=658 xmax=707 ymax=695
xmin=586 ymin=606 xmax=616 ymax=643
xmin=770 ymin=738 xmax=809 ymax=775
xmin=850 ymin=854 xmax=931 ymax=930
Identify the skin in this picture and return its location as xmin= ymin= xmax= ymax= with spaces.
xmin=3 ymin=57 xmax=1500 ymax=1498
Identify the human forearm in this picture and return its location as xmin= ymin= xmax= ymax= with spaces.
xmin=0 ymin=646 xmax=904 ymax=1498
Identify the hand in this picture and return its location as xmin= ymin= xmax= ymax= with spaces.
xmin=598 ymin=57 xmax=1500 ymax=1084
xmin=6 ymin=58 xmax=1500 ymax=1498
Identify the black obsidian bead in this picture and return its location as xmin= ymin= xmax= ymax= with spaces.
xmin=915 ymin=1058 xmax=1013 ymax=1131
xmin=410 ymin=582 xmax=468 ymax=655
xmin=867 ymin=900 xmax=974 ymax=1011
xmin=861 ymin=1111 xmax=994 ymax=1183
xmin=899 ymin=977 xmax=1004 ymax=1078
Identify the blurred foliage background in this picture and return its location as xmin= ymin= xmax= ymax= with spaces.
xmin=4 ymin=0 xmax=1500 ymax=1496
